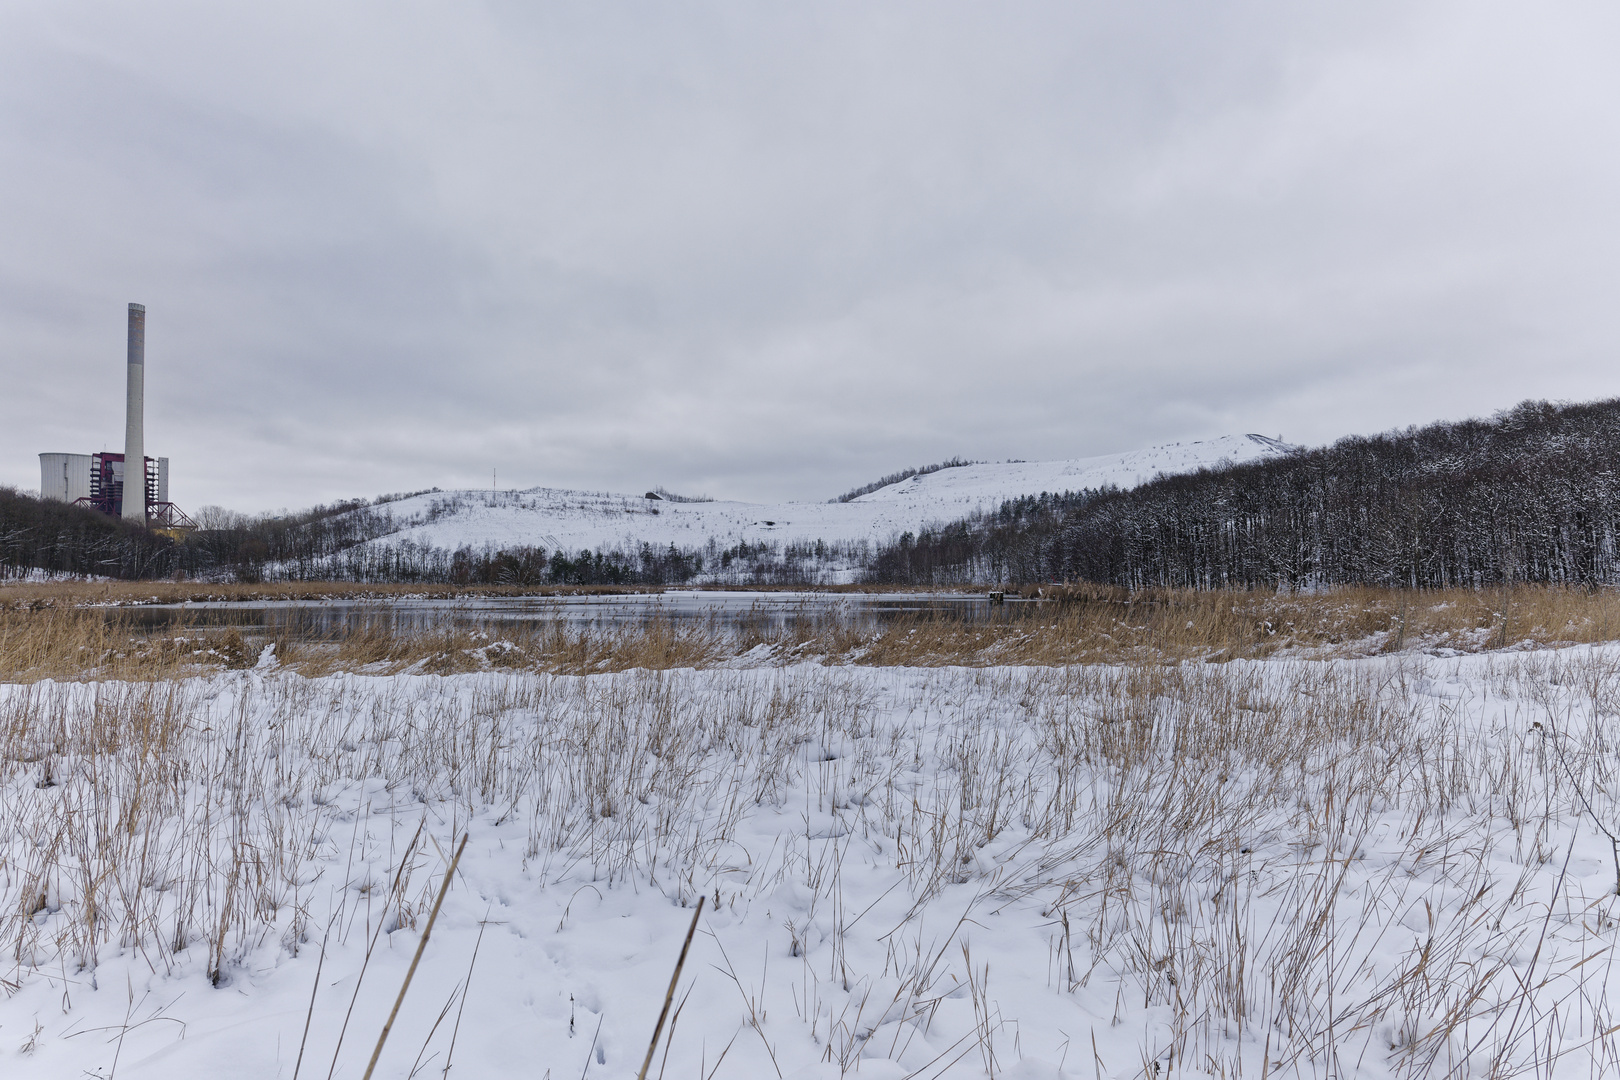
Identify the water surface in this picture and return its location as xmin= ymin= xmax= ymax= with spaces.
xmin=124 ymin=590 xmax=1037 ymax=639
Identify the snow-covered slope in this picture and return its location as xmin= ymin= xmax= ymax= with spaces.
xmin=361 ymin=434 xmax=1290 ymax=554
xmin=848 ymin=434 xmax=1291 ymax=517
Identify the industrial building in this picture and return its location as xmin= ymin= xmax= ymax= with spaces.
xmin=38 ymin=304 xmax=195 ymax=535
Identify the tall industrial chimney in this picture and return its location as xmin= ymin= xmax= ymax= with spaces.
xmin=122 ymin=303 xmax=146 ymax=523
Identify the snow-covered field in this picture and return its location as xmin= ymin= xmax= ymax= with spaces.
xmin=4 ymin=645 xmax=1620 ymax=1078
xmin=356 ymin=435 xmax=1289 ymax=556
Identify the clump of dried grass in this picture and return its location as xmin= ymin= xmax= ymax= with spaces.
xmin=5 ymin=583 xmax=1620 ymax=683
xmin=736 ymin=583 xmax=1620 ymax=667
xmin=0 ymin=609 xmax=306 ymax=683
xmin=996 ymin=582 xmax=1620 ymax=660
xmin=297 ymin=615 xmax=734 ymax=678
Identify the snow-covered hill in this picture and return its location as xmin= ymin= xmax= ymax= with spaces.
xmin=355 ymin=434 xmax=1292 ymax=555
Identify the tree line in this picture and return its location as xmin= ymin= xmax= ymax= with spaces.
xmin=831 ymin=457 xmax=976 ymax=503
xmin=865 ymin=398 xmax=1620 ymax=588
xmin=0 ymin=486 xmax=176 ymax=580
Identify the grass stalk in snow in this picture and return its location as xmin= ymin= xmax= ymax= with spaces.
xmin=362 ymin=833 xmax=467 ymax=1080
xmin=439 ymin=901 xmax=490 ymax=1078
xmin=291 ymin=915 xmax=332 ymax=1080
xmin=637 ymin=895 xmax=705 ymax=1080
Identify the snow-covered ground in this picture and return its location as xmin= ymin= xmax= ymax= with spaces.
xmin=356 ymin=435 xmax=1290 ymax=555
xmin=4 ymin=646 xmax=1620 ymax=1078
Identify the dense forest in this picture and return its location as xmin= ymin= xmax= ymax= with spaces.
xmin=868 ymin=398 xmax=1620 ymax=588
xmin=0 ymin=485 xmax=178 ymax=580
xmin=8 ymin=398 xmax=1620 ymax=589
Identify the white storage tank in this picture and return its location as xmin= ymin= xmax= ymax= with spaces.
xmin=39 ymin=453 xmax=92 ymax=503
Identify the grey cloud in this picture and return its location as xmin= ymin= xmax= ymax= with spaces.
xmin=3 ymin=2 xmax=1618 ymax=511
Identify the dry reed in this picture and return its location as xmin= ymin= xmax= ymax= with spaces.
xmin=2 ymin=584 xmax=1619 ymax=683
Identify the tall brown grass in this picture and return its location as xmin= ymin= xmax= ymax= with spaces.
xmin=3 ymin=584 xmax=1619 ymax=682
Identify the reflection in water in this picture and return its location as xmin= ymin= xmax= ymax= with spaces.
xmin=120 ymin=591 xmax=1039 ymax=641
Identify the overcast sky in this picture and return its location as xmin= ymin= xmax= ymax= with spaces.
xmin=3 ymin=2 xmax=1619 ymax=512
